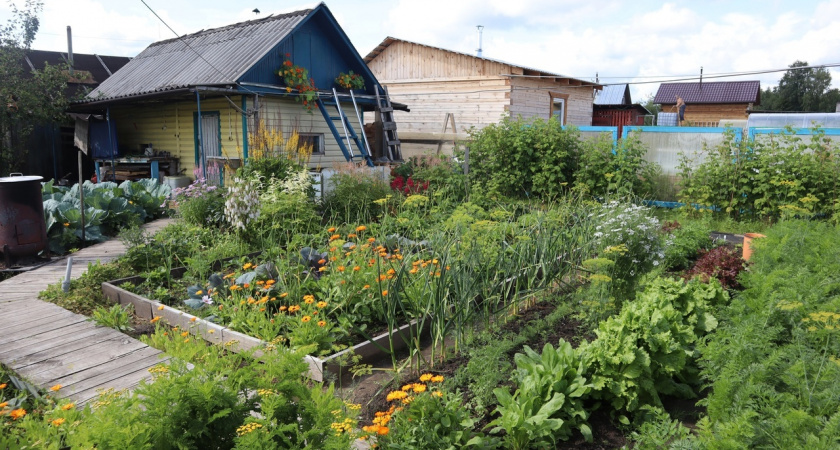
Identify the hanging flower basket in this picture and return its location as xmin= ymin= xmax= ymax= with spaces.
xmin=334 ymin=71 xmax=365 ymax=91
xmin=277 ymin=54 xmax=318 ymax=112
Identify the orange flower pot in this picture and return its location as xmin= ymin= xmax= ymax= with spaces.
xmin=742 ymin=233 xmax=766 ymax=261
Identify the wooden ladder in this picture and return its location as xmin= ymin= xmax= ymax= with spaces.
xmin=316 ymin=89 xmax=374 ymax=167
xmin=375 ymin=85 xmax=403 ymax=162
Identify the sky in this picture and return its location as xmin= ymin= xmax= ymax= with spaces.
xmin=2 ymin=0 xmax=839 ymax=102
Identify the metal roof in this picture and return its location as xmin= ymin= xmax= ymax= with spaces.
xmin=653 ymin=81 xmax=760 ymax=104
xmin=86 ymin=7 xmax=312 ymax=102
xmin=594 ymin=84 xmax=630 ymax=106
xmin=364 ymin=36 xmax=600 ymax=86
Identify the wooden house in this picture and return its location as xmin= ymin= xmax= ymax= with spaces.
xmin=653 ymin=81 xmax=760 ymax=127
xmin=364 ymin=37 xmax=601 ymax=156
xmin=592 ymin=84 xmax=652 ymax=135
xmin=70 ymin=3 xmax=402 ymax=183
xmin=16 ymin=50 xmax=130 ymax=181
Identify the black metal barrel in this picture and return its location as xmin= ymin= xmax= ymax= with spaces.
xmin=0 ymin=174 xmax=48 ymax=259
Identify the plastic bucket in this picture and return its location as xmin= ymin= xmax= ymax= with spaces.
xmin=742 ymin=233 xmax=766 ymax=261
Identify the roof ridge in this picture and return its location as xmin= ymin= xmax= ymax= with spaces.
xmin=149 ymin=6 xmax=312 ymax=48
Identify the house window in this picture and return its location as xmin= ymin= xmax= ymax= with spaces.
xmin=549 ymin=92 xmax=569 ymax=125
xmin=300 ymin=133 xmax=325 ymax=155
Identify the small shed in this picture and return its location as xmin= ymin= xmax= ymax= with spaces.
xmin=365 ymin=37 xmax=601 ymax=156
xmin=592 ymin=84 xmax=651 ymax=135
xmin=654 ymin=81 xmax=761 ymax=127
xmin=70 ymin=3 xmax=402 ymax=183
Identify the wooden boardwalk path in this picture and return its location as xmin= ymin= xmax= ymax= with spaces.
xmin=0 ymin=219 xmax=174 ymax=405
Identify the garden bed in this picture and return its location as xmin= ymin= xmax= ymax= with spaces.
xmin=101 ymin=272 xmax=426 ymax=382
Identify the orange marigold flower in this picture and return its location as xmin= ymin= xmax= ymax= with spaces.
xmin=382 ymin=290 xmax=388 ymax=296
xmin=386 ymin=390 xmax=408 ymax=401
xmin=190 ymin=317 xmax=197 ymax=322
xmin=0 ymin=383 xmax=6 ymax=389
xmin=356 ymin=225 xmax=367 ymax=232
xmin=378 ymin=426 xmax=389 ymax=435
xmin=363 ymin=284 xmax=370 ymax=289
xmin=243 ymin=283 xmax=250 ymax=288
xmin=412 ymin=383 xmax=427 ymax=393
xmin=260 ymin=307 xmax=266 ymax=312
xmin=0 ymin=401 xmax=6 ymax=408
xmin=280 ymin=305 xmax=288 ymax=311
xmin=218 ymin=305 xmax=224 ymax=310
xmin=318 ymin=259 xmax=326 ymax=265
xmin=302 ymin=316 xmax=312 ymax=323
xmin=367 ymin=237 xmax=376 ymax=243
xmin=318 ymin=320 xmax=326 ymax=327
xmin=10 ymin=408 xmax=26 ymax=420
xmin=181 ymin=331 xmax=189 ymax=337
xmin=243 ymin=263 xmax=253 ymax=270
xmin=431 ymin=375 xmax=444 ymax=383
xmin=51 ymin=418 xmax=66 ymax=426
xmin=304 ymin=295 xmax=315 ymax=304
xmin=317 ymin=301 xmax=328 ymax=308
xmin=432 ymin=391 xmax=443 ymax=397
xmin=353 ymin=266 xmax=361 ymax=271
xmin=329 ymin=234 xmax=340 ymax=241
xmin=387 ymin=268 xmax=396 ymax=276
xmin=61 ymin=403 xmax=75 ymax=410
xmin=419 ymin=373 xmax=433 ymax=382
xmin=279 ymin=292 xmax=288 ymax=298
xmin=328 ymin=227 xmax=337 ymax=232
xmin=338 ymin=266 xmax=345 ymax=272
xmin=319 ymin=266 xmax=327 ymax=272
xmin=256 ymin=280 xmax=265 ymax=286
xmin=150 ymin=316 xmax=161 ymax=324
xmin=157 ymin=304 xmax=165 ymax=311
xmin=347 ymin=233 xmax=357 ymax=239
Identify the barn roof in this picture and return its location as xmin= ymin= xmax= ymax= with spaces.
xmin=594 ymin=84 xmax=631 ymax=106
xmin=653 ymin=81 xmax=761 ymax=104
xmin=364 ymin=36 xmax=600 ymax=86
xmin=85 ymin=6 xmax=312 ymax=101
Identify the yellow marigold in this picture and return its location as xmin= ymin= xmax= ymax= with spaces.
xmin=157 ymin=304 xmax=165 ymax=311
xmin=256 ymin=280 xmax=265 ymax=286
xmin=319 ymin=266 xmax=327 ymax=272
xmin=304 ymin=295 xmax=315 ymax=304
xmin=432 ymin=391 xmax=443 ymax=397
xmin=387 ymin=268 xmax=396 ymax=276
xmin=411 ymin=383 xmax=427 ymax=393
xmin=317 ymin=301 xmax=328 ymax=308
xmin=150 ymin=316 xmax=161 ymax=324
xmin=10 ymin=408 xmax=26 ymax=420
xmin=318 ymin=320 xmax=327 ymax=327
xmin=195 ymin=290 xmax=203 ymax=295
xmin=356 ymin=225 xmax=367 ymax=232
xmin=347 ymin=233 xmax=357 ymax=239
xmin=386 ymin=390 xmax=408 ymax=401
xmin=279 ymin=305 xmax=288 ymax=311
xmin=431 ymin=375 xmax=444 ymax=383
xmin=242 ymin=263 xmax=253 ymax=270
xmin=419 ymin=373 xmax=433 ymax=382
xmin=367 ymin=237 xmax=375 ymax=243
xmin=248 ymin=297 xmax=257 ymax=304
xmin=51 ymin=418 xmax=66 ymax=426
xmin=302 ymin=316 xmax=312 ymax=323
xmin=181 ymin=331 xmax=189 ymax=338
xmin=410 ymin=268 xmax=418 ymax=274
xmin=279 ymin=292 xmax=288 ymax=298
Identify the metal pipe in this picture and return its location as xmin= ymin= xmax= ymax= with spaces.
xmin=62 ymin=256 xmax=73 ymax=292
xmin=66 ymin=26 xmax=74 ymax=75
xmin=196 ymin=90 xmax=206 ymax=179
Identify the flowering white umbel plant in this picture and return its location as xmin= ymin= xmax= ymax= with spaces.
xmin=225 ymin=177 xmax=261 ymax=231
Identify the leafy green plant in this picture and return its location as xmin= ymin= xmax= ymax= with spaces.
xmin=575 ymin=130 xmax=660 ymax=198
xmin=580 ymin=277 xmax=725 ymax=419
xmin=660 ymin=219 xmax=713 ymax=271
xmin=172 ymin=179 xmax=226 ymax=228
xmin=488 ymin=340 xmax=593 ymax=448
xmin=334 ymin=71 xmax=364 ymax=90
xmin=321 ymin=167 xmax=391 ymax=224
xmin=89 ymin=303 xmax=134 ymax=332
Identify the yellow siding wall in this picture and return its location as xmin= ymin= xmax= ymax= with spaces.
xmin=109 ymin=95 xmax=361 ymax=178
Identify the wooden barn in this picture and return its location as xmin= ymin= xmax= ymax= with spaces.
xmin=364 ymin=37 xmax=601 ymax=156
xmin=70 ymin=3 xmax=402 ymax=184
xmin=653 ymin=81 xmax=760 ymax=127
xmin=592 ymin=84 xmax=652 ymax=135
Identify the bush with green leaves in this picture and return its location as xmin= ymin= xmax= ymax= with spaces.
xmin=678 ymin=127 xmax=840 ymax=221
xmin=580 ymin=277 xmax=726 ymax=420
xmin=660 ymin=219 xmax=714 ymax=271
xmin=468 ymin=115 xmax=581 ymax=200
xmin=574 ymin=130 xmax=661 ymax=198
xmin=696 ymin=220 xmax=840 ymax=448
xmin=172 ymin=179 xmax=226 ymax=228
xmin=321 ymin=168 xmax=391 ymax=224
xmin=89 ymin=303 xmax=134 ymax=332
xmin=488 ymin=340 xmax=594 ymax=448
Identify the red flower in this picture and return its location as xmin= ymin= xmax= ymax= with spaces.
xmin=285 ymin=53 xmax=291 ymax=57
xmin=284 ymin=60 xmax=293 ymax=67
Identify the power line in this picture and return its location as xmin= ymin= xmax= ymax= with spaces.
xmin=37 ymin=32 xmax=151 ymax=43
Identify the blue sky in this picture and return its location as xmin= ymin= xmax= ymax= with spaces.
xmin=3 ymin=0 xmax=839 ymax=102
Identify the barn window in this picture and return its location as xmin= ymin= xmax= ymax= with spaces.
xmin=300 ymin=133 xmax=325 ymax=155
xmin=549 ymin=92 xmax=569 ymax=125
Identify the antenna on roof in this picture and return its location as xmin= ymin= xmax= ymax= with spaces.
xmin=699 ymin=66 xmax=703 ymax=90
xmin=252 ymin=8 xmax=260 ymax=15
xmin=476 ymin=25 xmax=484 ymax=57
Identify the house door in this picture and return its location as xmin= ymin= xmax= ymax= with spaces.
xmin=194 ymin=112 xmax=221 ymax=179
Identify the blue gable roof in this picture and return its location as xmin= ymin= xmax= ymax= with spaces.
xmin=239 ymin=4 xmax=381 ymax=96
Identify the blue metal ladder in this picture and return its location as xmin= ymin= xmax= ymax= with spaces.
xmin=316 ymin=88 xmax=373 ymax=167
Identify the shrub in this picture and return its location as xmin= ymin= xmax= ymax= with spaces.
xmin=575 ymin=130 xmax=660 ymax=198
xmin=321 ymin=168 xmax=390 ymax=224
xmin=172 ymin=179 xmax=226 ymax=228
xmin=661 ymin=219 xmax=713 ymax=271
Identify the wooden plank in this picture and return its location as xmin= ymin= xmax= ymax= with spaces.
xmin=68 ymin=363 xmax=159 ymax=406
xmin=0 ymin=313 xmax=88 ymax=343
xmin=18 ymin=336 xmax=150 ymax=385
xmin=0 ymin=321 xmax=101 ymax=357
xmin=3 ymin=326 xmax=124 ymax=368
xmin=0 ymin=299 xmax=58 ymax=315
xmin=52 ymin=347 xmax=164 ymax=392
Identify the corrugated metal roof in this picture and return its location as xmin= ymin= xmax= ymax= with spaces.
xmin=653 ymin=81 xmax=760 ymax=104
xmin=86 ymin=7 xmax=312 ymax=101
xmin=594 ymin=84 xmax=630 ymax=105
xmin=364 ymin=36 xmax=600 ymax=86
